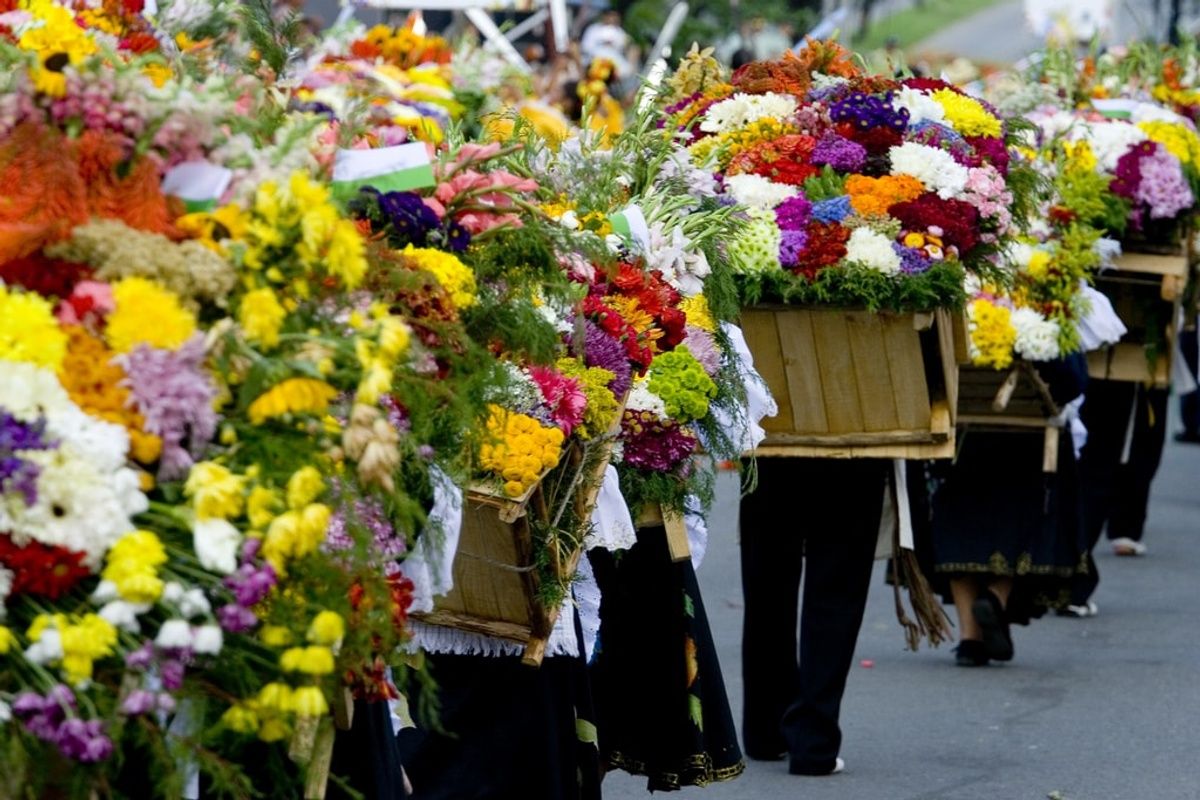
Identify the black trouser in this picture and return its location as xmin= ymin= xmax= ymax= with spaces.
xmin=739 ymin=458 xmax=886 ymax=772
xmin=1073 ymin=381 xmax=1169 ymax=602
xmin=1180 ymin=328 xmax=1199 ymax=435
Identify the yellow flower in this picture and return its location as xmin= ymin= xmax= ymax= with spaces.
xmin=258 ymin=717 xmax=290 ymax=742
xmin=400 ymin=245 xmax=477 ymax=309
xmin=238 ymin=288 xmax=287 ymax=349
xmin=19 ymin=1 xmax=97 ymax=98
xmin=325 ymin=220 xmax=368 ymax=289
xmin=280 ymin=645 xmax=336 ymax=675
xmin=185 ymin=462 xmax=247 ymax=520
xmin=257 ymin=682 xmax=295 ymax=712
xmin=221 ymin=703 xmax=261 ymax=734
xmin=1062 ymin=140 xmax=1097 ymax=173
xmin=356 ymin=359 xmax=393 ymax=406
xmin=286 ymin=466 xmax=325 ymax=510
xmin=142 ymin=61 xmax=172 ymax=87
xmin=247 ymin=486 xmax=282 ymax=529
xmin=377 ymin=316 xmax=411 ymax=360
xmin=1138 ymin=120 xmax=1200 ymax=166
xmin=679 ymin=295 xmax=715 ymax=332
xmin=292 ymin=686 xmax=330 ymax=718
xmin=932 ymin=89 xmax=1002 ymax=138
xmin=247 ymin=378 xmax=338 ymax=424
xmin=968 ymin=298 xmax=1017 ymax=370
xmin=260 ymin=625 xmax=294 ymax=648
xmin=106 ymin=277 xmax=197 ymax=353
xmin=102 ymin=530 xmax=168 ymax=601
xmin=0 ymin=284 xmax=67 ymax=371
xmin=0 ymin=626 xmax=17 ymax=655
xmin=306 ymin=611 xmax=345 ymax=646
xmin=478 ymin=406 xmax=563 ymax=497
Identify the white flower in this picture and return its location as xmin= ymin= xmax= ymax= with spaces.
xmin=99 ymin=600 xmax=147 ymax=633
xmin=25 ymin=628 xmax=63 ymax=665
xmin=0 ymin=700 xmax=10 ymax=724
xmin=179 ymin=589 xmax=212 ymax=619
xmin=845 ymin=227 xmax=902 ymax=275
xmin=91 ymin=580 xmax=119 ymax=605
xmin=155 ymin=619 xmax=193 ymax=650
xmin=0 ymin=360 xmax=73 ymax=423
xmin=1071 ymin=120 xmax=1149 ymax=172
xmin=644 ymin=222 xmax=711 ymax=297
xmin=0 ymin=566 xmax=12 ymax=609
xmin=1011 ymin=307 xmax=1061 ymax=362
xmin=700 ymin=92 xmax=797 ymax=134
xmin=193 ymin=518 xmax=241 ymax=575
xmin=889 ymin=142 xmax=969 ymax=199
xmin=724 ymin=173 xmax=798 ymax=210
xmin=558 ymin=209 xmax=580 ymax=230
xmin=161 ymin=581 xmax=185 ymax=604
xmin=892 ymin=86 xmax=946 ymax=127
xmin=192 ymin=625 xmax=224 ymax=655
xmin=625 ymin=381 xmax=667 ymax=418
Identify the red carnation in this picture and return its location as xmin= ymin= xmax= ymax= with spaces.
xmin=889 ymin=194 xmax=981 ymax=256
xmin=902 ymin=77 xmax=961 ymax=94
xmin=836 ymin=121 xmax=903 ymax=155
xmin=793 ymin=222 xmax=849 ymax=280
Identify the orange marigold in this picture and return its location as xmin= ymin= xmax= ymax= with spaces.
xmin=845 ymin=174 xmax=926 ymax=218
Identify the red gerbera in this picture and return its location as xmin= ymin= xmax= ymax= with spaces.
xmin=0 ymin=536 xmax=92 ymax=600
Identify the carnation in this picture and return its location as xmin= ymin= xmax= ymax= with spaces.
xmin=700 ymin=92 xmax=798 ymax=135
xmin=889 ymin=141 xmax=970 ymax=199
xmin=724 ymin=173 xmax=798 ymax=210
xmin=1011 ymin=307 xmax=1061 ymax=362
xmin=625 ymin=381 xmax=668 ymax=418
xmin=892 ymin=86 xmax=947 ymax=127
xmin=845 ymin=227 xmax=903 ymax=275
xmin=1074 ymin=121 xmax=1149 ymax=172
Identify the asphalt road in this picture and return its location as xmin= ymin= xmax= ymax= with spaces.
xmin=605 ymin=428 xmax=1200 ymax=800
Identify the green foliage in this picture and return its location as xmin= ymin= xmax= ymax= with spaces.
xmin=237 ymin=0 xmax=302 ymax=76
xmin=737 ymin=260 xmax=967 ymax=312
xmin=620 ymin=0 xmax=816 ymax=53
xmin=803 ymin=165 xmax=848 ymax=202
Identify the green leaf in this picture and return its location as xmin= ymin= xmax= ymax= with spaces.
xmin=688 ymin=694 xmax=704 ymax=732
xmin=576 ymin=718 xmax=599 ymax=746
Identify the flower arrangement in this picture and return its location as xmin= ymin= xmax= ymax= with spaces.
xmin=660 ymin=42 xmax=1038 ymax=312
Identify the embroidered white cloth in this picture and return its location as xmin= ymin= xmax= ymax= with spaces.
xmin=400 ymin=466 xmax=462 ymax=615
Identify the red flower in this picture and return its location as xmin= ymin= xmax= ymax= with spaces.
xmin=0 ymin=536 xmax=92 ymax=600
xmin=118 ymin=32 xmax=159 ymax=54
xmin=388 ymin=573 xmax=414 ymax=630
xmin=902 ymin=77 xmax=960 ymax=94
xmin=836 ymin=121 xmax=903 ymax=155
xmin=728 ymin=134 xmax=819 ymax=186
xmin=0 ymin=254 xmax=92 ymax=300
xmin=350 ymin=40 xmax=382 ymax=60
xmin=792 ymin=222 xmax=849 ymax=279
xmin=889 ymin=194 xmax=981 ymax=256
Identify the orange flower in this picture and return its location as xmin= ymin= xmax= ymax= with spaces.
xmin=845 ymin=174 xmax=925 ymax=217
xmin=0 ymin=122 xmax=88 ymax=262
xmin=75 ymin=130 xmax=177 ymax=237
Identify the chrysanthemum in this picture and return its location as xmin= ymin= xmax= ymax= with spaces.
xmin=106 ymin=277 xmax=197 ymax=353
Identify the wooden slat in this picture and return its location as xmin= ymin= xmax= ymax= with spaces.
xmin=1087 ymin=345 xmax=1170 ymax=387
xmin=936 ymin=309 xmax=961 ymax=424
xmin=810 ymin=311 xmax=865 ymax=434
xmin=777 ymin=309 xmax=829 ymax=434
xmin=740 ymin=309 xmax=794 ymax=434
xmin=846 ymin=312 xmax=899 ymax=432
xmin=1111 ymin=251 xmax=1188 ymax=279
xmin=881 ymin=314 xmax=931 ymax=432
xmin=752 ymin=438 xmax=956 ymax=460
xmin=761 ymin=428 xmax=936 ymax=446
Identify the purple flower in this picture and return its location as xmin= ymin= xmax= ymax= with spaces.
xmin=682 ymin=327 xmax=721 ymax=377
xmin=830 ymin=91 xmax=909 ymax=133
xmin=775 ymin=195 xmax=813 ymax=232
xmin=779 ymin=229 xmax=810 ymax=268
xmin=1135 ymin=144 xmax=1194 ymax=219
xmin=324 ymin=480 xmax=407 ymax=568
xmin=893 ymin=243 xmax=933 ymax=275
xmin=621 ymin=414 xmax=698 ymax=472
xmin=55 ymin=718 xmax=114 ymax=763
xmin=811 ymin=134 xmax=867 ymax=172
xmin=120 ymin=689 xmax=158 ymax=716
xmin=125 ymin=643 xmax=155 ymax=670
xmin=217 ymin=603 xmax=259 ymax=633
xmin=812 ymin=195 xmax=853 ymax=224
xmin=117 ymin=334 xmax=218 ymax=481
xmin=160 ymin=660 xmax=186 ymax=691
xmin=0 ymin=411 xmax=54 ymax=505
xmin=223 ymin=562 xmax=277 ymax=607
xmin=583 ymin=321 xmax=632 ymax=397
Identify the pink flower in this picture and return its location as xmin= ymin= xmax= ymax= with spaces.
xmin=529 ymin=366 xmax=586 ymax=435
xmin=56 ymin=280 xmax=115 ymax=326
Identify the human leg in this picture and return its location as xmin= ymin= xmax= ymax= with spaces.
xmin=1108 ymin=386 xmax=1169 ymax=545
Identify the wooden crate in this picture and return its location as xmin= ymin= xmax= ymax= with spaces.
xmin=741 ymin=306 xmax=961 ymax=459
xmin=413 ymin=431 xmax=618 ymax=666
xmin=634 ymin=503 xmax=690 ymax=562
xmin=1087 ymin=250 xmax=1188 ymax=387
xmin=957 ymin=363 xmax=1064 ymax=472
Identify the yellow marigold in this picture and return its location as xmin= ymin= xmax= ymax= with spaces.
xmin=280 ymin=645 xmax=336 ymax=675
xmin=106 ymin=277 xmax=197 ymax=353
xmin=679 ymin=295 xmax=716 ymax=332
xmin=221 ymin=703 xmax=261 ymax=734
xmin=968 ymin=298 xmax=1016 ymax=370
xmin=478 ymin=405 xmax=565 ymax=497
xmin=1138 ymin=120 xmax=1200 ymax=166
xmin=0 ymin=284 xmax=67 ymax=371
xmin=292 ymin=686 xmax=330 ymax=718
xmin=0 ymin=626 xmax=17 ymax=655
xmin=103 ymin=530 xmax=167 ymax=601
xmin=286 ymin=466 xmax=325 ymax=510
xmin=247 ymin=378 xmax=337 ymax=424
xmin=185 ymin=462 xmax=247 ymax=520
xmin=932 ymin=89 xmax=1002 ymax=138
xmin=845 ymin=174 xmax=926 ymax=217
xmin=326 ymin=220 xmax=369 ymax=289
xmin=306 ymin=611 xmax=345 ymax=646
xmin=401 ymin=245 xmax=477 ymax=308
xmin=238 ymin=288 xmax=287 ymax=349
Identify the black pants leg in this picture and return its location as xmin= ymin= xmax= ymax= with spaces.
xmin=1107 ymin=386 xmax=1169 ymax=542
xmin=1180 ymin=328 xmax=1199 ymax=435
xmin=739 ymin=458 xmax=885 ymax=770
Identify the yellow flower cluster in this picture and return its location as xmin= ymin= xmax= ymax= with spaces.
xmin=247 ymin=378 xmax=338 ymax=425
xmin=690 ymin=117 xmax=799 ymax=170
xmin=1061 ymin=140 xmax=1098 ymax=173
xmin=680 ymin=295 xmax=716 ymax=332
xmin=281 ymin=645 xmax=336 ymax=675
xmin=478 ymin=405 xmax=565 ymax=498
xmin=102 ymin=530 xmax=168 ymax=603
xmin=0 ymin=284 xmax=67 ymax=370
xmin=0 ymin=625 xmax=17 ymax=654
xmin=351 ymin=305 xmax=412 ymax=405
xmin=933 ymin=89 xmax=1002 ymax=138
xmin=307 ymin=610 xmax=345 ymax=646
xmin=185 ymin=462 xmax=248 ymax=520
xmin=106 ymin=277 xmax=198 ymax=353
xmin=28 ymin=613 xmax=118 ymax=685
xmin=556 ymin=359 xmax=620 ymax=440
xmin=401 ymin=245 xmax=478 ymax=309
xmin=1138 ymin=119 xmax=1200 ymax=166
xmin=18 ymin=0 xmax=98 ymax=97
xmin=968 ymin=298 xmax=1017 ymax=370
xmin=238 ymin=287 xmax=288 ymax=349
xmin=261 ymin=501 xmax=331 ymax=572
xmin=221 ymin=678 xmax=330 ymax=739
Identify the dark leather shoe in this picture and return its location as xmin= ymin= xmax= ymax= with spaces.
xmin=954 ymin=639 xmax=989 ymax=667
xmin=973 ymin=591 xmax=1014 ymax=662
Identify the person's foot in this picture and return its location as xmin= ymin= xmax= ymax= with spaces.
xmin=744 ymin=747 xmax=787 ymax=761
xmin=972 ymin=591 xmax=1014 ymax=662
xmin=1174 ymin=430 xmax=1200 ymax=444
xmin=1111 ymin=537 xmax=1147 ymax=556
xmin=742 ymin=732 xmax=787 ymax=761
xmin=1057 ymin=601 xmax=1099 ymax=618
xmin=789 ymin=757 xmax=844 ymax=776
xmin=954 ymin=639 xmax=989 ymax=667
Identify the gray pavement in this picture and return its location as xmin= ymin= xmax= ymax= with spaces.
xmin=606 ymin=430 xmax=1200 ymax=799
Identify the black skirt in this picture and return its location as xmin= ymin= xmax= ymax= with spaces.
xmin=588 ymin=524 xmax=745 ymax=791
xmin=929 ymin=428 xmax=1088 ymax=624
xmin=396 ymin=644 xmax=601 ymax=800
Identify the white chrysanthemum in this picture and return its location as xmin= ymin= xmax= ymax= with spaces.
xmin=155 ymin=619 xmax=194 ymax=650
xmin=98 ymin=600 xmax=147 ymax=634
xmin=1072 ymin=120 xmax=1149 ymax=172
xmin=1011 ymin=307 xmax=1061 ymax=362
xmin=724 ymin=173 xmax=798 ymax=210
xmin=845 ymin=227 xmax=902 ymax=275
xmin=192 ymin=624 xmax=224 ymax=655
xmin=625 ymin=381 xmax=668 ymax=418
xmin=644 ymin=222 xmax=711 ymax=297
xmin=193 ymin=518 xmax=241 ymax=575
xmin=8 ymin=448 xmax=147 ymax=569
xmin=700 ymin=92 xmax=798 ymax=134
xmin=0 ymin=360 xmax=73 ymax=422
xmin=889 ymin=142 xmax=970 ymax=199
xmin=892 ymin=86 xmax=946 ymax=126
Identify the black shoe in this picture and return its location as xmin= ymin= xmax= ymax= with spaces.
xmin=789 ymin=757 xmax=844 ymax=776
xmin=744 ymin=747 xmax=787 ymax=761
xmin=743 ymin=732 xmax=787 ymax=762
xmin=954 ymin=639 xmax=989 ymax=667
xmin=1175 ymin=431 xmax=1200 ymax=444
xmin=973 ymin=591 xmax=1014 ymax=662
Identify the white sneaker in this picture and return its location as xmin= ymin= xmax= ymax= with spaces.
xmin=1111 ymin=538 xmax=1147 ymax=556
xmin=1059 ymin=601 xmax=1099 ymax=618
xmin=831 ymin=758 xmax=845 ymax=775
